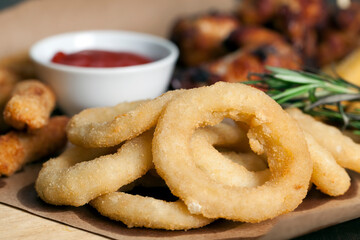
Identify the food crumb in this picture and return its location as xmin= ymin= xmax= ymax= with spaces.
xmin=187 ymin=201 xmax=202 ymax=214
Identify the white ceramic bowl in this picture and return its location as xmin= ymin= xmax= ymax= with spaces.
xmin=30 ymin=30 xmax=179 ymax=115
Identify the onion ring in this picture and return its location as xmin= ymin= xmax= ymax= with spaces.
xmin=90 ymin=192 xmax=213 ymax=230
xmin=303 ymin=131 xmax=350 ymax=196
xmin=286 ymin=108 xmax=360 ymax=173
xmin=152 ymin=82 xmax=312 ymax=223
xmin=191 ymin=123 xmax=270 ymax=188
xmin=222 ymin=151 xmax=268 ymax=171
xmin=193 ymin=121 xmax=347 ymax=195
xmin=67 ymin=89 xmax=184 ymax=148
xmin=194 ymin=115 xmax=349 ymax=196
xmin=35 ymin=130 xmax=153 ymax=206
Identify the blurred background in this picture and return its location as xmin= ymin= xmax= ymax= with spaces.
xmin=0 ymin=0 xmax=24 ymax=10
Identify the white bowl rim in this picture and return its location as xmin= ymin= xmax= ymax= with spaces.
xmin=29 ymin=29 xmax=179 ymax=74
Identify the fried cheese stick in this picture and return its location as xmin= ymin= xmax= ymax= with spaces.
xmin=3 ymin=80 xmax=56 ymax=130
xmin=0 ymin=68 xmax=18 ymax=133
xmin=0 ymin=116 xmax=69 ymax=176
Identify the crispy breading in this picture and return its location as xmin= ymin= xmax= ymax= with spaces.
xmin=0 ymin=116 xmax=69 ymax=176
xmin=287 ymin=108 xmax=360 ymax=173
xmin=0 ymin=67 xmax=18 ymax=133
xmin=3 ymin=80 xmax=56 ymax=130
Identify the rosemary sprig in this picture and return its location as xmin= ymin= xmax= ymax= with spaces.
xmin=245 ymin=66 xmax=360 ymax=134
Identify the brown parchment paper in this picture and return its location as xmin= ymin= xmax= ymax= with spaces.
xmin=1 ymin=162 xmax=360 ymax=240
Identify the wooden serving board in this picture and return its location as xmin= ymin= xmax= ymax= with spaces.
xmin=1 ymin=162 xmax=360 ymax=240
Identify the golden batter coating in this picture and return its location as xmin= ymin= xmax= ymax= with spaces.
xmin=3 ymin=80 xmax=56 ymax=130
xmin=0 ymin=67 xmax=18 ymax=133
xmin=0 ymin=116 xmax=68 ymax=176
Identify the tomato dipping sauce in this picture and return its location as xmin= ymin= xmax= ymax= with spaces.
xmin=51 ymin=50 xmax=152 ymax=68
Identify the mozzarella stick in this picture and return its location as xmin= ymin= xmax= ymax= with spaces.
xmin=3 ymin=80 xmax=56 ymax=130
xmin=287 ymin=108 xmax=360 ymax=173
xmin=0 ymin=116 xmax=69 ymax=176
xmin=0 ymin=68 xmax=18 ymax=133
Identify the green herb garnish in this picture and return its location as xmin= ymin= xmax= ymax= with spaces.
xmin=245 ymin=66 xmax=360 ymax=134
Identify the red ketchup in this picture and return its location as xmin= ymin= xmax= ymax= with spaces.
xmin=51 ymin=50 xmax=152 ymax=68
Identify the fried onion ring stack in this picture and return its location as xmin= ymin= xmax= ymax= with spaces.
xmin=152 ymin=82 xmax=312 ymax=223
xmin=36 ymin=81 xmax=360 ymax=230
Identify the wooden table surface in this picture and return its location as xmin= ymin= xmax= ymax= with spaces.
xmin=2 ymin=202 xmax=360 ymax=240
xmin=0 ymin=203 xmax=104 ymax=240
